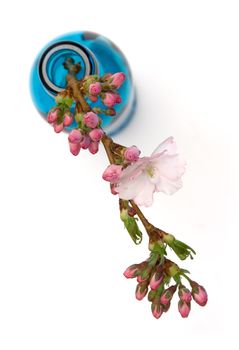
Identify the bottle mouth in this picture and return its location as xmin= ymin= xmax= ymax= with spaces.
xmin=39 ymin=41 xmax=99 ymax=95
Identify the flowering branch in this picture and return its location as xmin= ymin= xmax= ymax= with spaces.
xmin=46 ymin=57 xmax=208 ymax=319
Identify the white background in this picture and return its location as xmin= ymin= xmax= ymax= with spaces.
xmin=0 ymin=0 xmax=238 ymax=349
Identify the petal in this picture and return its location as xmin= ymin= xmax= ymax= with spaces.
xmin=116 ymin=172 xmax=147 ymax=200
xmin=119 ymin=157 xmax=149 ymax=181
xmin=155 ymin=176 xmax=183 ymax=195
xmin=150 ymin=153 xmax=186 ymax=183
xmin=151 ymin=136 xmax=177 ymax=156
xmin=117 ymin=172 xmax=155 ymax=207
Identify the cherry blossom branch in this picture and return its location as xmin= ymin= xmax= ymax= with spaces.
xmin=45 ymin=57 xmax=208 ymax=319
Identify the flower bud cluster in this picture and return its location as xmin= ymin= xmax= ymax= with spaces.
xmin=123 ymin=254 xmax=208 ymax=319
xmin=68 ymin=112 xmax=104 ymax=156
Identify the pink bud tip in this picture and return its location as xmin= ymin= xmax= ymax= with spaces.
xmin=89 ymin=82 xmax=102 ymax=95
xmin=151 ymin=303 xmax=163 ymax=319
xmin=135 ymin=284 xmax=148 ymax=301
xmin=47 ymin=109 xmax=59 ymax=123
xmin=123 ymin=264 xmax=139 ymax=278
xmin=179 ymin=287 xmax=192 ymax=303
xmin=110 ymin=72 xmax=126 ymax=88
xmin=149 ymin=272 xmax=164 ymax=290
xmin=178 ymin=301 xmax=191 ymax=318
xmin=53 ymin=122 xmax=64 ymax=133
xmin=80 ymin=135 xmax=91 ymax=149
xmin=69 ymin=142 xmax=81 ymax=156
xmin=63 ymin=113 xmax=74 ymax=126
xmin=124 ymin=146 xmax=141 ymax=162
xmin=89 ymin=128 xmax=104 ymax=142
xmin=192 ymin=284 xmax=208 ymax=306
xmin=88 ymin=95 xmax=98 ymax=102
xmin=102 ymin=164 xmax=122 ymax=183
xmin=88 ymin=141 xmax=99 ymax=155
xmin=102 ymin=92 xmax=117 ymax=108
xmin=68 ymin=129 xmax=83 ymax=144
xmin=83 ymin=112 xmax=99 ymax=128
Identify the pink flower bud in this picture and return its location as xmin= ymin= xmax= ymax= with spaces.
xmin=123 ymin=264 xmax=139 ymax=279
xmin=110 ymin=72 xmax=126 ymax=88
xmin=88 ymin=95 xmax=98 ymax=102
xmin=102 ymin=92 xmax=117 ymax=108
xmin=124 ymin=146 xmax=141 ymax=162
xmin=68 ymin=129 xmax=83 ymax=144
xmin=80 ymin=134 xmax=91 ymax=149
xmin=63 ymin=113 xmax=74 ymax=126
xmin=83 ymin=112 xmax=99 ymax=128
xmin=178 ymin=286 xmax=192 ymax=303
xmin=135 ymin=283 xmax=148 ymax=301
xmin=151 ymin=301 xmax=163 ymax=319
xmin=89 ymin=82 xmax=102 ymax=95
xmin=114 ymin=93 xmax=122 ymax=104
xmin=89 ymin=128 xmax=104 ymax=142
xmin=88 ymin=141 xmax=99 ymax=154
xmin=69 ymin=142 xmax=81 ymax=156
xmin=47 ymin=109 xmax=59 ymax=123
xmin=53 ymin=122 xmax=64 ymax=133
xmin=160 ymin=285 xmax=177 ymax=305
xmin=102 ymin=164 xmax=122 ymax=183
xmin=178 ymin=301 xmax=191 ymax=318
xmin=110 ymin=184 xmax=118 ymax=195
xmin=191 ymin=283 xmax=208 ymax=306
xmin=149 ymin=272 xmax=164 ymax=290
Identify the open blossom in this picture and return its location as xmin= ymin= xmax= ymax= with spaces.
xmin=115 ymin=137 xmax=186 ymax=207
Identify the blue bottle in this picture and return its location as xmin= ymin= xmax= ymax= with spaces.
xmin=30 ymin=31 xmax=136 ymax=135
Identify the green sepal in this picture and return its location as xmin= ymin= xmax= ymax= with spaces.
xmin=149 ymin=241 xmax=167 ymax=256
xmin=147 ymin=252 xmax=159 ymax=267
xmin=168 ymin=239 xmax=196 ymax=260
xmin=120 ymin=209 xmax=142 ymax=245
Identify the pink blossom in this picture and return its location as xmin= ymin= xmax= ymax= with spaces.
xmin=89 ymin=141 xmax=99 ymax=154
xmin=68 ymin=129 xmax=83 ymax=144
xmin=53 ymin=122 xmax=64 ymax=133
xmin=178 ymin=301 xmax=191 ymax=318
xmin=110 ymin=72 xmax=126 ymax=88
xmin=124 ymin=146 xmax=141 ymax=162
xmin=135 ymin=284 xmax=148 ymax=301
xmin=80 ymin=135 xmax=91 ymax=149
xmin=102 ymin=92 xmax=117 ymax=107
xmin=123 ymin=264 xmax=139 ymax=278
xmin=69 ymin=142 xmax=81 ymax=156
xmin=89 ymin=82 xmax=102 ymax=95
xmin=102 ymin=164 xmax=122 ymax=182
xmin=63 ymin=113 xmax=74 ymax=126
xmin=179 ymin=287 xmax=192 ymax=303
xmin=83 ymin=112 xmax=99 ymax=128
xmin=47 ymin=109 xmax=59 ymax=123
xmin=192 ymin=284 xmax=208 ymax=306
xmin=149 ymin=272 xmax=164 ymax=290
xmin=89 ymin=128 xmax=104 ymax=142
xmin=115 ymin=137 xmax=186 ymax=207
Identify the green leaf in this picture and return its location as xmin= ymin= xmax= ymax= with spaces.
xmin=120 ymin=209 xmax=142 ymax=245
xmin=173 ymin=240 xmax=196 ymax=255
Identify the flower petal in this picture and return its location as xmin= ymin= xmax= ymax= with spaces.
xmin=151 ymin=136 xmax=177 ymax=156
xmin=155 ymin=176 xmax=183 ymax=195
xmin=150 ymin=153 xmax=186 ymax=183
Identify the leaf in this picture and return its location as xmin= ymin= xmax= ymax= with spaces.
xmin=121 ymin=211 xmax=142 ymax=245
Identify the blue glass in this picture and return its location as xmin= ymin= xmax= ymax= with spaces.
xmin=30 ymin=31 xmax=136 ymax=135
